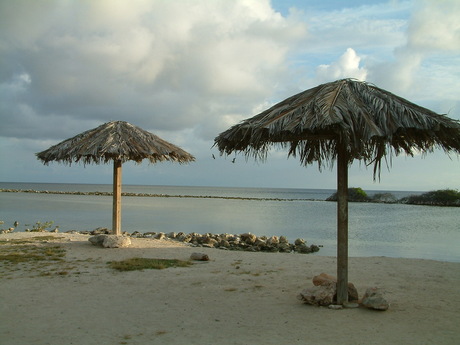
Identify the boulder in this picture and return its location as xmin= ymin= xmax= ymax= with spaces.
xmin=91 ymin=227 xmax=110 ymax=235
xmin=361 ymin=287 xmax=389 ymax=311
xmin=313 ymin=273 xmax=337 ymax=286
xmin=266 ymin=236 xmax=279 ymax=246
xmin=88 ymin=234 xmax=107 ymax=246
xmin=298 ymin=284 xmax=336 ymax=306
xmin=279 ymin=236 xmax=289 ymax=244
xmin=154 ymin=232 xmax=166 ymax=240
xmin=241 ymin=233 xmax=257 ymax=245
xmin=310 ymin=273 xmax=359 ymax=303
xmin=294 ymin=238 xmax=305 ymax=245
xmin=89 ymin=235 xmax=131 ymax=248
xmin=190 ymin=252 xmax=210 ymax=261
xmin=103 ymin=235 xmax=131 ymax=248
xmin=294 ymin=244 xmax=311 ymax=253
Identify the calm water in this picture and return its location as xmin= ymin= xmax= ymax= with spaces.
xmin=1 ymin=182 xmax=459 ymax=262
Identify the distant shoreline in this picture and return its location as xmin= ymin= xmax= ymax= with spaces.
xmin=0 ymin=188 xmax=318 ymax=202
xmin=2 ymin=188 xmax=458 ymax=206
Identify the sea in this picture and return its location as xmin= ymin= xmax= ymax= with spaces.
xmin=1 ymin=182 xmax=459 ymax=262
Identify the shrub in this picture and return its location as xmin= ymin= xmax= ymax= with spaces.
xmin=326 ymin=187 xmax=370 ymax=202
xmin=404 ymin=189 xmax=460 ymax=206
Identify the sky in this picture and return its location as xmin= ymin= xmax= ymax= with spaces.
xmin=0 ymin=0 xmax=459 ymax=191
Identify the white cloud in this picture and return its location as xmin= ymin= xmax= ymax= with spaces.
xmin=315 ymin=48 xmax=368 ymax=82
xmin=368 ymin=0 xmax=460 ymax=97
xmin=0 ymin=0 xmax=458 ymax=190
xmin=407 ymin=0 xmax=460 ymax=52
xmin=0 ymin=0 xmax=307 ymax=141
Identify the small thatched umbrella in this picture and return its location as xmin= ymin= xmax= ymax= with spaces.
xmin=37 ymin=120 xmax=195 ymax=235
xmin=214 ymin=78 xmax=460 ymax=304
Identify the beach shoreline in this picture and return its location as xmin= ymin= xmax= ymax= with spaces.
xmin=1 ymin=232 xmax=459 ymax=345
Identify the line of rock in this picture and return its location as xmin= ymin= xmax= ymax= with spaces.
xmin=0 ymin=189 xmax=315 ymax=202
xmin=2 ymin=226 xmax=321 ymax=254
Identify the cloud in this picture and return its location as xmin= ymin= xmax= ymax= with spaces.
xmin=0 ymin=0 xmax=458 ymax=190
xmin=368 ymin=0 xmax=460 ymax=97
xmin=315 ymin=48 xmax=367 ymax=82
xmin=0 ymin=0 xmax=307 ymax=142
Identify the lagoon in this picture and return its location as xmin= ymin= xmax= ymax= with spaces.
xmin=1 ymin=182 xmax=459 ymax=262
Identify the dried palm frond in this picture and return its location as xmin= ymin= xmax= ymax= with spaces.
xmin=214 ymin=79 xmax=460 ymax=179
xmin=36 ymin=121 xmax=195 ymax=165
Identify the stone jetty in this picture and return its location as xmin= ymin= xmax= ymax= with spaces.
xmin=1 ymin=225 xmax=321 ymax=254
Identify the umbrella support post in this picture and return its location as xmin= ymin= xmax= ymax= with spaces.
xmin=112 ymin=160 xmax=122 ymax=236
xmin=336 ymin=143 xmax=348 ymax=305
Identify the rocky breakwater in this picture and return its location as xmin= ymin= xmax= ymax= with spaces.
xmin=30 ymin=227 xmax=320 ymax=254
xmin=156 ymin=231 xmax=321 ymax=254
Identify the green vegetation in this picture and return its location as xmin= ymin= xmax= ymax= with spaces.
xmin=107 ymin=258 xmax=192 ymax=271
xmin=0 ymin=245 xmax=65 ymax=263
xmin=349 ymin=187 xmax=369 ymax=201
xmin=0 ymin=236 xmax=88 ymax=278
xmin=326 ymin=187 xmax=370 ymax=202
xmin=0 ymin=236 xmax=68 ymax=277
xmin=403 ymin=189 xmax=460 ymax=206
xmin=31 ymin=221 xmax=55 ymax=232
xmin=327 ymin=188 xmax=459 ymax=206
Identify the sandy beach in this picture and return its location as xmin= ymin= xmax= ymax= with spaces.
xmin=1 ymin=232 xmax=459 ymax=345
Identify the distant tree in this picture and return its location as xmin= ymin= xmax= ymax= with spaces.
xmin=402 ymin=189 xmax=460 ymax=206
xmin=326 ymin=187 xmax=370 ymax=202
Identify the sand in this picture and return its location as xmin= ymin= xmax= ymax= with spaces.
xmin=1 ymin=232 xmax=459 ymax=345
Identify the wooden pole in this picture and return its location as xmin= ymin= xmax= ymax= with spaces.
xmin=336 ymin=142 xmax=349 ymax=305
xmin=112 ymin=159 xmax=122 ymax=235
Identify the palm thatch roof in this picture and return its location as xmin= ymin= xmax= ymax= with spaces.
xmin=215 ymin=79 xmax=460 ymax=177
xmin=215 ymin=78 xmax=460 ymax=305
xmin=36 ymin=120 xmax=195 ymax=165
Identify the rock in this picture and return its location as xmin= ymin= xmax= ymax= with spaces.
xmin=91 ymin=227 xmax=110 ymax=235
xmin=88 ymin=234 xmax=107 ymax=246
xmin=203 ymin=237 xmax=218 ymax=247
xmin=219 ymin=239 xmax=231 ymax=248
xmin=294 ymin=238 xmax=305 ymax=245
xmin=154 ymin=232 xmax=165 ymax=240
xmin=89 ymin=235 xmax=131 ymax=248
xmin=343 ymin=302 xmax=360 ymax=308
xmin=313 ymin=273 xmax=337 ymax=286
xmin=266 ymin=236 xmax=279 ymax=246
xmin=294 ymin=244 xmax=311 ymax=253
xmin=278 ymin=243 xmax=291 ymax=253
xmin=254 ymin=238 xmax=266 ymax=247
xmin=241 ymin=233 xmax=257 ymax=244
xmin=102 ymin=235 xmax=131 ymax=248
xmin=361 ymin=287 xmax=389 ymax=311
xmin=310 ymin=245 xmax=320 ymax=252
xmin=167 ymin=232 xmax=177 ymax=239
xmin=190 ymin=252 xmax=210 ymax=261
xmin=328 ymin=304 xmax=343 ymax=310
xmin=311 ymin=273 xmax=359 ymax=303
xmin=298 ymin=285 xmax=336 ymax=306
xmin=279 ymin=236 xmax=289 ymax=244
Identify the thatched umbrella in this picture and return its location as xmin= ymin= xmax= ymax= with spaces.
xmin=214 ymin=78 xmax=460 ymax=304
xmin=36 ymin=120 xmax=195 ymax=235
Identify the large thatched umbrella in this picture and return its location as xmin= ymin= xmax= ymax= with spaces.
xmin=214 ymin=78 xmax=460 ymax=304
xmin=36 ymin=120 xmax=195 ymax=235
